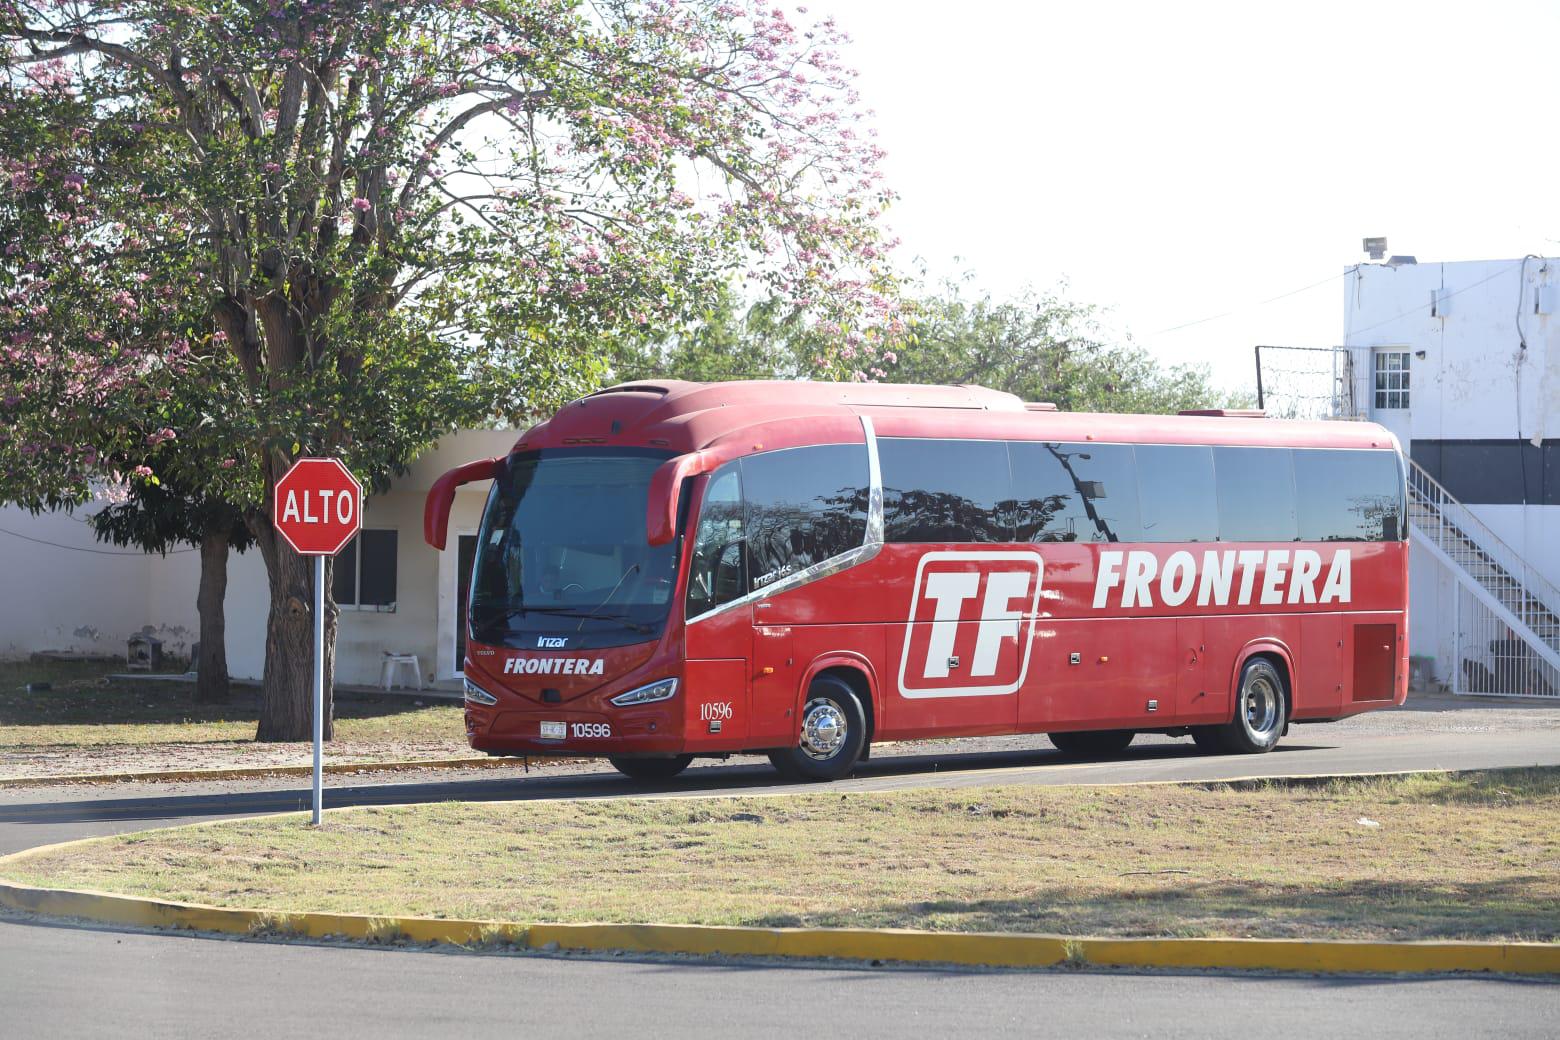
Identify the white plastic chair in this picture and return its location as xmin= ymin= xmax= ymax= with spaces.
xmin=380 ymin=652 xmax=423 ymax=691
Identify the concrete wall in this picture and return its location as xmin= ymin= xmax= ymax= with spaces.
xmin=2 ymin=429 xmax=519 ymax=688
xmin=1344 ymin=257 xmax=1560 ymax=685
xmin=0 ymin=503 xmax=196 ymax=660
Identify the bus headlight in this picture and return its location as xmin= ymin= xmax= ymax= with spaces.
xmin=463 ymin=677 xmax=499 ymax=706
xmin=610 ymin=678 xmax=678 ymax=707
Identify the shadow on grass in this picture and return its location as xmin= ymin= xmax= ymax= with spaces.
xmin=0 ymin=658 xmax=444 ymax=731
xmin=747 ymin=875 xmax=1560 ymax=943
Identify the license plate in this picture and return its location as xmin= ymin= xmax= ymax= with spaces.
xmin=539 ymin=721 xmax=566 ymax=740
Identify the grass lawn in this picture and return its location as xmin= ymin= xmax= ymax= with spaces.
xmin=0 ymin=657 xmax=469 ymax=778
xmin=9 ymin=768 xmax=1559 ymax=942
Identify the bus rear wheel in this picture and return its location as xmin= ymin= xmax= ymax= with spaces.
xmin=608 ymin=755 xmax=694 ymax=781
xmin=1206 ymin=657 xmax=1287 ymax=754
xmin=768 ymin=676 xmax=867 ymax=782
xmin=1048 ymin=729 xmax=1135 ymax=756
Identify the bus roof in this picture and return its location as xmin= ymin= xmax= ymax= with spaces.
xmin=511 ymin=380 xmax=1399 ymax=457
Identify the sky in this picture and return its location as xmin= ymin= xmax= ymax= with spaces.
xmin=826 ymin=0 xmax=1560 ymax=394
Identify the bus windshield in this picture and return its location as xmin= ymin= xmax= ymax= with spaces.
xmin=469 ymin=449 xmax=678 ymax=649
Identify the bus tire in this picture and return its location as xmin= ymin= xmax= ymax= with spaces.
xmin=768 ymin=676 xmax=867 ymax=782
xmin=608 ymin=755 xmax=694 ymax=781
xmin=1047 ymin=730 xmax=1135 ymax=756
xmin=1215 ymin=657 xmax=1287 ymax=754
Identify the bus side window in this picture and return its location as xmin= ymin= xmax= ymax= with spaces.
xmin=879 ymin=438 xmax=1013 ymax=543
xmin=741 ymin=443 xmax=869 ymax=585
xmin=1136 ymin=445 xmax=1218 ymax=542
xmin=687 ymin=464 xmax=746 ymax=616
xmin=1009 ymin=441 xmax=1140 ymax=543
xmin=1214 ymin=446 xmax=1298 ymax=542
xmin=1293 ymin=448 xmax=1403 ymax=541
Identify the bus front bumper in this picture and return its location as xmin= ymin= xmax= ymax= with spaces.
xmin=465 ymin=705 xmax=686 ymax=756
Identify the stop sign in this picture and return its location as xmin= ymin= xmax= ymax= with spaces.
xmin=273 ymin=457 xmax=364 ymax=556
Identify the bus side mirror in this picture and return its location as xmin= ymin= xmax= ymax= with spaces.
xmin=424 ymin=457 xmax=502 ymax=550
xmin=647 ymin=451 xmax=715 ymax=547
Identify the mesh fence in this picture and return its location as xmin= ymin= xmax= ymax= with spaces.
xmin=1254 ymin=345 xmax=1365 ymax=420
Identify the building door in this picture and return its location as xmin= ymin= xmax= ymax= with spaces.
xmin=455 ymin=534 xmax=477 ymax=674
xmin=1369 ymin=347 xmax=1412 ymax=447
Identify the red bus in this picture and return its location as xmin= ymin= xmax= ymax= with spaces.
xmin=425 ymin=380 xmax=1408 ymax=781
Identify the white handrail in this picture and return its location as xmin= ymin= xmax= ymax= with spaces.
xmin=1407 ymin=457 xmax=1560 ymax=649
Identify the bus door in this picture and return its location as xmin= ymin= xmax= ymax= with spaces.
xmin=682 ymin=467 xmax=752 ymax=750
xmin=750 ymin=617 xmax=796 ymax=746
xmin=684 ymin=605 xmax=751 ymax=750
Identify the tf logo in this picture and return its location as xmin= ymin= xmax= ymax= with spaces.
xmin=897 ymin=551 xmax=1045 ymax=699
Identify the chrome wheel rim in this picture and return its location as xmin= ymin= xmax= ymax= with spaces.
xmin=799 ymin=698 xmax=847 ymax=760
xmin=1243 ymin=673 xmax=1280 ymax=740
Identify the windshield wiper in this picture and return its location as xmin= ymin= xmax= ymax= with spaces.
xmin=580 ymin=563 xmax=640 ymax=631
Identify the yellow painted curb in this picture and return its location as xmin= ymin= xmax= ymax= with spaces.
xmin=3 ymin=875 xmax=1556 ymax=975
xmin=2 ymin=835 xmax=1556 ymax=977
xmin=0 ymin=755 xmax=535 ymax=789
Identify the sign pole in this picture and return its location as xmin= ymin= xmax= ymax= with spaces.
xmin=272 ymin=456 xmax=362 ymax=829
xmin=312 ymin=553 xmax=325 ymax=826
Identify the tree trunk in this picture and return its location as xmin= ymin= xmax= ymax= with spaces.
xmin=253 ymin=520 xmax=337 ymax=743
xmin=194 ymin=528 xmax=231 ymax=704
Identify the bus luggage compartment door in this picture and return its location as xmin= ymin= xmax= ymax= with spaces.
xmin=891 ymin=618 xmax=1021 ymax=738
xmin=1175 ymin=617 xmax=1209 ymax=722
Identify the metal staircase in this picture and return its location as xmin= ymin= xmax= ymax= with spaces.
xmin=1407 ymin=459 xmax=1560 ymax=697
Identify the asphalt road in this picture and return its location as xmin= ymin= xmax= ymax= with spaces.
xmin=5 ymin=916 xmax=1559 ymax=1040
xmin=2 ymin=698 xmax=1557 ymax=1035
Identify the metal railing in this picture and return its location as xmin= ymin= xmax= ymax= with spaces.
xmin=1453 ymin=585 xmax=1560 ymax=698
xmin=1407 ymin=457 xmax=1560 ymax=696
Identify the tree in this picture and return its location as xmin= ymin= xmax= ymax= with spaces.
xmin=90 ymin=477 xmax=254 ymax=703
xmin=607 ymin=290 xmax=810 ymax=382
xmin=888 ymin=278 xmax=1237 ymax=414
xmin=3 ymin=2 xmax=899 ymax=740
xmin=610 ymin=274 xmax=1240 ymax=417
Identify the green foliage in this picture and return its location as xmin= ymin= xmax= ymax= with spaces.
xmin=611 ymin=275 xmax=1239 ymax=418
xmin=2 ymin=1 xmax=899 ymax=505
xmin=889 ymin=278 xmax=1239 ymax=414
xmin=89 ymin=479 xmax=254 ymax=557
xmin=607 ymin=291 xmax=811 ymax=383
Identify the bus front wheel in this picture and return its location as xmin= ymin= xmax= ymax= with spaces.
xmin=768 ymin=676 xmax=867 ymax=782
xmin=608 ymin=755 xmax=694 ymax=781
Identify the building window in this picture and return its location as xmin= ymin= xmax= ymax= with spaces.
xmin=1374 ymin=351 xmax=1410 ymax=410
xmin=332 ymin=529 xmax=397 ymax=611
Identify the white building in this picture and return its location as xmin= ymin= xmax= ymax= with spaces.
xmin=1337 ymin=255 xmax=1560 ymax=696
xmin=0 ymin=429 xmax=516 ymax=689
